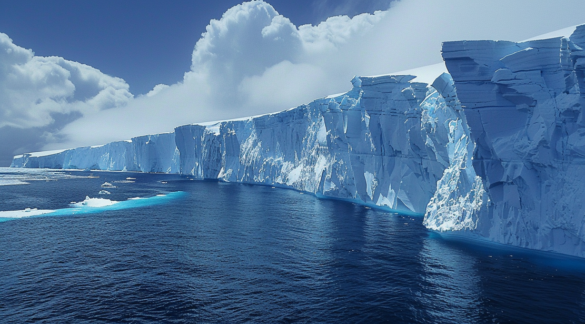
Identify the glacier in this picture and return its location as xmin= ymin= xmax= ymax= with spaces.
xmin=11 ymin=24 xmax=585 ymax=258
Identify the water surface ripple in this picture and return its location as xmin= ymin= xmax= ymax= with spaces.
xmin=0 ymin=169 xmax=584 ymax=323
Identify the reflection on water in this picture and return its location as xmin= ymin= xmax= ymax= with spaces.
xmin=0 ymin=169 xmax=585 ymax=322
xmin=418 ymin=234 xmax=585 ymax=323
xmin=416 ymin=234 xmax=483 ymax=322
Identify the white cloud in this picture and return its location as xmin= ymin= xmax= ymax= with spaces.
xmin=5 ymin=0 xmax=585 ymax=157
xmin=0 ymin=33 xmax=132 ymax=130
xmin=51 ymin=1 xmax=385 ymax=149
xmin=239 ymin=60 xmax=330 ymax=109
xmin=146 ymin=84 xmax=169 ymax=97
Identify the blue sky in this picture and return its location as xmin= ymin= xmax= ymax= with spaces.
xmin=0 ymin=0 xmax=393 ymax=95
xmin=1 ymin=0 xmax=585 ymax=166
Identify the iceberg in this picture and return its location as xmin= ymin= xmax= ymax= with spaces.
xmin=12 ymin=24 xmax=585 ymax=258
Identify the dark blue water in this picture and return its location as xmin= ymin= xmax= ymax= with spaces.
xmin=1 ymin=169 xmax=585 ymax=323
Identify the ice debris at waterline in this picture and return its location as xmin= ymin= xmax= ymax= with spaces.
xmin=101 ymin=182 xmax=116 ymax=188
xmin=0 ymin=167 xmax=92 ymax=186
xmin=0 ymin=192 xmax=186 ymax=222
xmin=70 ymin=196 xmax=118 ymax=208
xmin=10 ymin=24 xmax=585 ymax=258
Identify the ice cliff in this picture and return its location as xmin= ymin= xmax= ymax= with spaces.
xmin=12 ymin=24 xmax=585 ymax=258
xmin=12 ymin=133 xmax=180 ymax=173
xmin=13 ymin=75 xmax=460 ymax=215
xmin=424 ymin=25 xmax=585 ymax=257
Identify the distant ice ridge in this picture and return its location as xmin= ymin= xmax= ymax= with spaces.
xmin=12 ymin=133 xmax=180 ymax=173
xmin=12 ymin=24 xmax=585 ymax=258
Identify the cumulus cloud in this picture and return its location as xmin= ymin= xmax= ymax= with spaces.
xmin=5 ymin=0 xmax=585 ymax=162
xmin=0 ymin=33 xmax=132 ymax=129
xmin=52 ymin=1 xmax=386 ymax=149
xmin=146 ymin=84 xmax=170 ymax=97
xmin=0 ymin=33 xmax=132 ymax=164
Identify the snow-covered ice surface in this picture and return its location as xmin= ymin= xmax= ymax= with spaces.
xmin=383 ymin=63 xmax=448 ymax=84
xmin=523 ymin=25 xmax=580 ymax=41
xmin=12 ymin=24 xmax=585 ymax=258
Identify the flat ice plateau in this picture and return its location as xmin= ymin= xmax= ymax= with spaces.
xmin=11 ymin=24 xmax=585 ymax=258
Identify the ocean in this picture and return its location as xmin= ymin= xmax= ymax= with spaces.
xmin=1 ymin=168 xmax=584 ymax=323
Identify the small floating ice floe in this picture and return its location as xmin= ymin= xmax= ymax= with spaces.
xmin=98 ymin=190 xmax=111 ymax=195
xmin=70 ymin=196 xmax=118 ymax=208
xmin=1 ymin=192 xmax=184 ymax=221
xmin=0 ymin=208 xmax=54 ymax=219
xmin=101 ymin=182 xmax=116 ymax=188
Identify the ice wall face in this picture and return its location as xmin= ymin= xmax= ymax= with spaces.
xmin=132 ymin=133 xmax=180 ymax=173
xmin=434 ymin=26 xmax=585 ymax=257
xmin=11 ymin=75 xmax=464 ymax=215
xmin=12 ymin=133 xmax=180 ymax=173
xmin=423 ymin=74 xmax=488 ymax=232
xmin=11 ymin=141 xmax=134 ymax=170
xmin=175 ymin=75 xmax=452 ymax=214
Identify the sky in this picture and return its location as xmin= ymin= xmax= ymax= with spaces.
xmin=1 ymin=0 xmax=585 ymax=166
xmin=0 ymin=0 xmax=394 ymax=95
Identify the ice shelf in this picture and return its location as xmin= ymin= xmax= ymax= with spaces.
xmin=12 ymin=24 xmax=585 ymax=258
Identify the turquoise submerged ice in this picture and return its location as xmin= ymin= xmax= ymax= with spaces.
xmin=11 ymin=24 xmax=585 ymax=258
xmin=0 ymin=192 xmax=186 ymax=222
